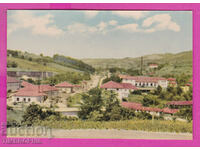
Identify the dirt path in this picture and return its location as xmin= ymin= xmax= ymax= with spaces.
xmin=49 ymin=129 xmax=192 ymax=140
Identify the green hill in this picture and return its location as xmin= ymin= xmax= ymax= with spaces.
xmin=7 ymin=50 xmax=95 ymax=74
xmin=82 ymin=50 xmax=192 ymax=76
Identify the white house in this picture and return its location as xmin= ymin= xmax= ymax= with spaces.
xmin=148 ymin=64 xmax=158 ymax=69
xmin=119 ymin=75 xmax=168 ymax=89
xmin=100 ymin=81 xmax=137 ymax=99
xmin=12 ymin=87 xmax=47 ymax=103
xmin=12 ymin=83 xmax=59 ymax=104
xmin=55 ymin=81 xmax=81 ymax=93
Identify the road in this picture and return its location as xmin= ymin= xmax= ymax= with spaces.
xmin=50 ymin=129 xmax=192 ymax=140
xmin=9 ymin=129 xmax=192 ymax=140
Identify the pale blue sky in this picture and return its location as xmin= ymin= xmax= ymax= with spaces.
xmin=7 ymin=10 xmax=192 ymax=58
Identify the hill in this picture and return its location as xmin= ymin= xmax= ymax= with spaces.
xmin=7 ymin=50 xmax=95 ymax=74
xmin=82 ymin=51 xmax=192 ymax=76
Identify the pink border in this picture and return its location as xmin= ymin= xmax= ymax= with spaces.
xmin=0 ymin=3 xmax=200 ymax=147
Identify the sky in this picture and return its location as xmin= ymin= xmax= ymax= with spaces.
xmin=7 ymin=10 xmax=192 ymax=58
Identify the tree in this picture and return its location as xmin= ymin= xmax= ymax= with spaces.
xmin=177 ymin=107 xmax=192 ymax=122
xmin=78 ymin=88 xmax=121 ymax=121
xmin=142 ymin=94 xmax=160 ymax=107
xmin=22 ymin=104 xmax=61 ymax=125
xmin=11 ymin=61 xmax=18 ymax=68
xmin=28 ymin=57 xmax=32 ymax=61
xmin=154 ymin=85 xmax=162 ymax=95
xmin=102 ymin=75 xmax=122 ymax=84
xmin=78 ymin=88 xmax=104 ymax=120
xmin=177 ymin=86 xmax=183 ymax=96
xmin=22 ymin=104 xmax=45 ymax=125
xmin=27 ymin=78 xmax=35 ymax=84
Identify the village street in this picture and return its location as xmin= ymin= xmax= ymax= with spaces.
xmin=53 ymin=74 xmax=105 ymax=113
xmin=8 ymin=128 xmax=192 ymax=140
xmin=50 ymin=129 xmax=192 ymax=140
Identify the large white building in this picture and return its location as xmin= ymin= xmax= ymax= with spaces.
xmin=119 ymin=75 xmax=168 ymax=89
xmin=100 ymin=81 xmax=137 ymax=99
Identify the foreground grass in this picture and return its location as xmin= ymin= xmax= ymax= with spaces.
xmin=38 ymin=120 xmax=192 ymax=133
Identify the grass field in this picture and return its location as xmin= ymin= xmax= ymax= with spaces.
xmin=7 ymin=109 xmax=24 ymax=124
xmin=38 ymin=120 xmax=192 ymax=133
xmin=7 ymin=57 xmax=81 ymax=73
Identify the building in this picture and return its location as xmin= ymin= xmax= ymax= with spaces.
xmin=7 ymin=76 xmax=21 ymax=91
xmin=167 ymin=101 xmax=192 ymax=109
xmin=119 ymin=75 xmax=168 ymax=90
xmin=55 ymin=81 xmax=81 ymax=93
xmin=167 ymin=78 xmax=177 ymax=87
xmin=7 ymin=71 xmax=54 ymax=79
xmin=148 ymin=64 xmax=158 ymax=69
xmin=121 ymin=102 xmax=179 ymax=117
xmin=12 ymin=83 xmax=59 ymax=103
xmin=100 ymin=81 xmax=137 ymax=99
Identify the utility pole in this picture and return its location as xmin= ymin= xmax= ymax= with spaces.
xmin=141 ymin=56 xmax=143 ymax=75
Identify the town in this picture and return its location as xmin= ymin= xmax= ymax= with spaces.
xmin=7 ymin=67 xmax=193 ymax=123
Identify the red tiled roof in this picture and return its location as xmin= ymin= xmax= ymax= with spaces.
xmin=21 ymin=81 xmax=34 ymax=87
xmin=7 ymin=76 xmax=20 ymax=83
xmin=167 ymin=101 xmax=193 ymax=106
xmin=14 ymin=90 xmax=47 ymax=97
xmin=185 ymin=83 xmax=192 ymax=86
xmin=55 ymin=81 xmax=75 ymax=88
xmin=14 ymin=84 xmax=58 ymax=97
xmin=73 ymin=84 xmax=81 ymax=88
xmin=162 ymin=107 xmax=179 ymax=114
xmin=101 ymin=81 xmax=137 ymax=90
xmin=121 ymin=102 xmax=178 ymax=114
xmin=119 ymin=75 xmax=167 ymax=83
xmin=121 ymin=102 xmax=142 ymax=108
xmin=167 ymin=78 xmax=176 ymax=81
xmin=39 ymin=85 xmax=58 ymax=92
xmin=149 ymin=64 xmax=158 ymax=66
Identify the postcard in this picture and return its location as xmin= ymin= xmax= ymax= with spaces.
xmin=0 ymin=3 xmax=200 ymax=147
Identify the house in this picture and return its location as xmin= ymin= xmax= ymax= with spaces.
xmin=7 ymin=76 xmax=21 ymax=92
xmin=21 ymin=81 xmax=34 ymax=88
xmin=167 ymin=78 xmax=177 ymax=87
xmin=167 ymin=100 xmax=192 ymax=109
xmin=12 ymin=84 xmax=59 ymax=103
xmin=100 ymin=81 xmax=137 ymax=99
xmin=55 ymin=81 xmax=81 ymax=93
xmin=181 ymin=78 xmax=192 ymax=92
xmin=148 ymin=64 xmax=158 ymax=69
xmin=7 ymin=71 xmax=54 ymax=79
xmin=121 ymin=102 xmax=179 ymax=117
xmin=119 ymin=75 xmax=168 ymax=90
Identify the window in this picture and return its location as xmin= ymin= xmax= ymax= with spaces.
xmin=23 ymin=98 xmax=26 ymax=102
xmin=28 ymin=98 xmax=31 ymax=102
xmin=117 ymin=88 xmax=119 ymax=91
xmin=16 ymin=98 xmax=19 ymax=101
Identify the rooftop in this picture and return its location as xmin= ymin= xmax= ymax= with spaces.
xmin=121 ymin=102 xmax=179 ymax=114
xmin=7 ymin=76 xmax=20 ymax=83
xmin=55 ymin=81 xmax=78 ymax=88
xmin=100 ymin=81 xmax=137 ymax=90
xmin=167 ymin=101 xmax=192 ymax=106
xmin=119 ymin=75 xmax=167 ymax=83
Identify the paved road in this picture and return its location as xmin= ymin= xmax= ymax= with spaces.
xmin=49 ymin=129 xmax=192 ymax=140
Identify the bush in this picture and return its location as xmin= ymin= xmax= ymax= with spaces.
xmin=132 ymin=90 xmax=142 ymax=95
xmin=7 ymin=119 xmax=21 ymax=127
xmin=102 ymin=75 xmax=122 ymax=84
xmin=22 ymin=104 xmax=61 ymax=126
xmin=142 ymin=94 xmax=160 ymax=107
